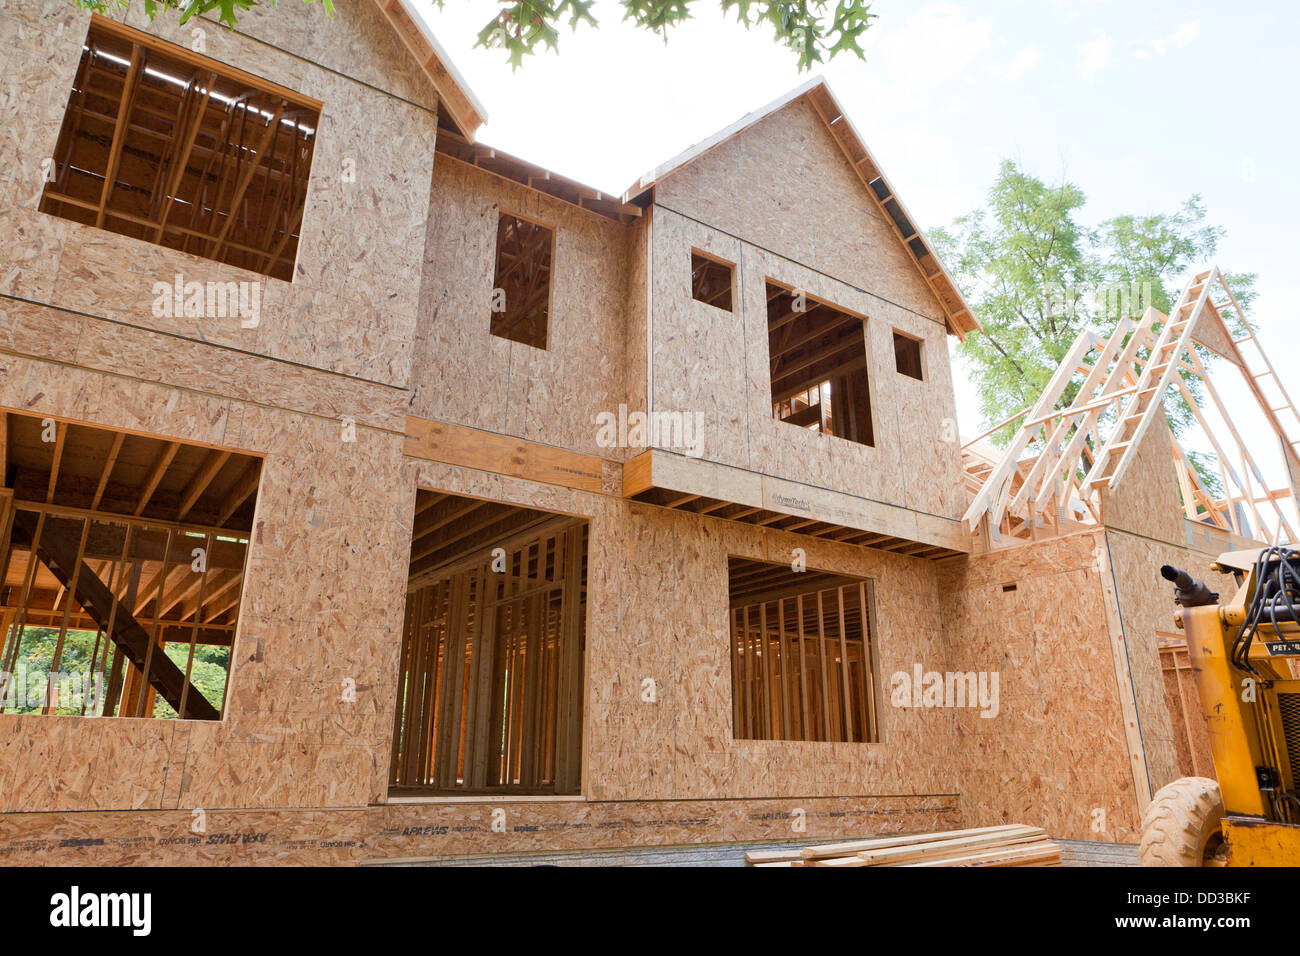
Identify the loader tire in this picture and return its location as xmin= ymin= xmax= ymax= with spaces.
xmin=1139 ymin=776 xmax=1224 ymax=866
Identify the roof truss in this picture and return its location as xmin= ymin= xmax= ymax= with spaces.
xmin=962 ymin=267 xmax=1300 ymax=548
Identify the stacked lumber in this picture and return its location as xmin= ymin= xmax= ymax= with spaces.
xmin=746 ymin=824 xmax=1060 ymax=868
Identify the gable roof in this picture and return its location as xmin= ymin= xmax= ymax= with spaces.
xmin=623 ymin=78 xmax=980 ymax=339
xmin=374 ymin=0 xmax=487 ymax=139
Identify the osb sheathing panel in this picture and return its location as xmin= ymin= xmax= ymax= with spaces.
xmin=119 ymin=0 xmax=441 ymax=114
xmin=411 ymin=460 xmax=963 ymax=803
xmin=624 ymin=213 xmax=651 ymax=418
xmin=0 ymin=794 xmax=959 ymax=865
xmin=648 ymin=206 xmax=963 ymax=521
xmin=1100 ymin=406 xmax=1186 ymax=546
xmin=937 ymin=532 xmax=1143 ymax=841
xmin=0 ymin=301 xmax=406 ymax=432
xmin=1102 ymin=528 xmax=1229 ymax=795
xmin=648 ymin=210 xmax=747 ymax=468
xmin=408 ymin=159 xmax=630 ymax=458
xmin=739 ymin=240 xmax=962 ymax=519
xmin=0 ymin=353 xmax=413 ymax=812
xmin=652 ymin=97 xmax=948 ymax=324
xmin=1 ymin=1 xmax=437 ymax=388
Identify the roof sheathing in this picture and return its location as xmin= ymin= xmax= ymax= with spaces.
xmin=623 ymin=78 xmax=980 ymax=339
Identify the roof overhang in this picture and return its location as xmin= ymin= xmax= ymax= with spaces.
xmin=374 ymin=0 xmax=487 ymax=140
xmin=435 ymin=129 xmax=643 ymax=224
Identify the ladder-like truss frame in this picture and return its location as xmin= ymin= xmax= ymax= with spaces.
xmin=962 ymin=267 xmax=1300 ymax=548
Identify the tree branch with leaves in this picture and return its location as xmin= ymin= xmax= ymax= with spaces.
xmin=74 ymin=0 xmax=878 ymax=70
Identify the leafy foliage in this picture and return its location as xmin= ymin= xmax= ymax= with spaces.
xmin=932 ymin=160 xmax=1256 ymax=454
xmin=3 ymin=625 xmax=228 ymax=717
xmin=74 ymin=0 xmax=334 ymax=29
xmin=83 ymin=0 xmax=876 ymax=71
xmin=457 ymin=0 xmax=878 ymax=70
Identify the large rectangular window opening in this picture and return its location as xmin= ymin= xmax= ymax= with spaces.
xmin=490 ymin=211 xmax=553 ymax=349
xmin=728 ymin=557 xmax=878 ymax=742
xmin=0 ymin=412 xmax=261 ymax=720
xmin=768 ymin=282 xmax=874 ymax=446
xmin=39 ymin=16 xmax=320 ymax=281
xmin=390 ymin=492 xmax=587 ymax=795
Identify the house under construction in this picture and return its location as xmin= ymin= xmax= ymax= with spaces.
xmin=0 ymin=0 xmax=1296 ymax=865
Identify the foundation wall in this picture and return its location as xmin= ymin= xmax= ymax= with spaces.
xmin=0 ymin=794 xmax=961 ymax=865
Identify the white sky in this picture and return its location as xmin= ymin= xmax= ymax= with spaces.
xmin=412 ymin=0 xmax=1300 ymax=518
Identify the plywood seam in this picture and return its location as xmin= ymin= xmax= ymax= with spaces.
xmin=648 ymin=208 xmax=657 ymax=417
xmin=653 ymin=202 xmax=947 ymax=329
xmin=2 ymin=292 xmax=409 ymax=394
xmin=2 ymin=295 xmax=408 ymax=421
xmin=738 ymin=241 xmax=753 ymax=468
xmin=187 ymin=10 xmax=441 ymax=119
xmin=1105 ymin=524 xmax=1224 ymax=553
xmin=0 ymin=348 xmax=404 ymax=444
xmin=1101 ymin=529 xmax=1154 ymax=808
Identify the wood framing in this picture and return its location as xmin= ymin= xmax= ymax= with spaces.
xmin=372 ymin=0 xmax=486 ymax=139
xmin=0 ymin=411 xmax=259 ymax=721
xmin=963 ymin=268 xmax=1300 ymax=550
xmin=39 ymin=15 xmax=320 ymax=281
xmin=405 ymin=417 xmax=606 ymax=495
xmin=1 ymin=0 xmax=1257 ymax=865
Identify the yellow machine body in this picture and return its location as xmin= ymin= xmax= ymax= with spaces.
xmin=1179 ymin=550 xmax=1300 ymax=864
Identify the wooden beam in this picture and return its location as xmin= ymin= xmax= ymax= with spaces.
xmin=95 ymin=43 xmax=144 ymax=228
xmin=405 ymin=416 xmax=605 ymax=495
xmin=207 ymin=100 xmax=286 ymax=259
xmin=217 ymin=461 xmax=261 ymax=525
xmin=177 ymin=449 xmax=230 ymax=521
xmin=134 ymin=441 xmax=180 ymax=516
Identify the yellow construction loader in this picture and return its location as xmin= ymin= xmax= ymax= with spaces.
xmin=1140 ymin=548 xmax=1300 ymax=866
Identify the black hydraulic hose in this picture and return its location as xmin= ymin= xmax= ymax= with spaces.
xmin=1231 ymin=546 xmax=1300 ymax=675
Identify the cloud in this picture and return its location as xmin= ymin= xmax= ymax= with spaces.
xmin=1053 ymin=0 xmax=1107 ymax=23
xmin=1130 ymin=20 xmax=1202 ymax=59
xmin=859 ymin=2 xmax=994 ymax=98
xmin=994 ymin=46 xmax=1044 ymax=82
xmin=1077 ymin=29 xmax=1112 ymax=80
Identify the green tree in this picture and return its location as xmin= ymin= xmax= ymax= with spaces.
xmin=930 ymin=161 xmax=1097 ymax=431
xmin=72 ymin=0 xmax=877 ymax=70
xmin=4 ymin=626 xmax=103 ymax=715
xmin=932 ymin=160 xmax=1255 ymax=460
xmin=3 ymin=624 xmax=228 ymax=717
